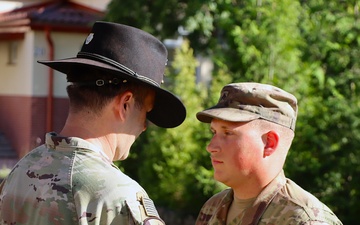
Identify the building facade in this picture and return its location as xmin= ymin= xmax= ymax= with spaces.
xmin=0 ymin=0 xmax=108 ymax=168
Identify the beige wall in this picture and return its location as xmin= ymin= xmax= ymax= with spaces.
xmin=0 ymin=31 xmax=34 ymax=96
xmin=0 ymin=30 xmax=87 ymax=97
xmin=33 ymin=31 xmax=87 ymax=98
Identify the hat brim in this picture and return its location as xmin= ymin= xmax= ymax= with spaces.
xmin=38 ymin=58 xmax=186 ymax=128
xmin=196 ymin=108 xmax=259 ymax=123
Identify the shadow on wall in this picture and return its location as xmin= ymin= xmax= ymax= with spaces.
xmin=0 ymin=132 xmax=18 ymax=176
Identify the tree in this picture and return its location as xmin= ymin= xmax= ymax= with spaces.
xmin=285 ymin=1 xmax=360 ymax=224
xmin=105 ymin=0 xmax=209 ymax=39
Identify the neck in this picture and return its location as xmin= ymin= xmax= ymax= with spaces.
xmin=231 ymin=171 xmax=276 ymax=200
xmin=232 ymin=169 xmax=282 ymax=200
xmin=59 ymin=112 xmax=117 ymax=161
xmin=232 ymin=182 xmax=263 ymax=200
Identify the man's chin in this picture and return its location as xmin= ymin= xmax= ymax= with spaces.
xmin=213 ymin=171 xmax=225 ymax=183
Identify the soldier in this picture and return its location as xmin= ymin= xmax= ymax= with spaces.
xmin=195 ymin=82 xmax=342 ymax=225
xmin=0 ymin=21 xmax=186 ymax=225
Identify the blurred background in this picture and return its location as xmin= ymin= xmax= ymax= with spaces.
xmin=0 ymin=0 xmax=359 ymax=224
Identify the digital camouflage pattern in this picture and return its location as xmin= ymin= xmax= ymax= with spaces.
xmin=195 ymin=171 xmax=343 ymax=225
xmin=196 ymin=82 xmax=298 ymax=131
xmin=0 ymin=132 xmax=164 ymax=225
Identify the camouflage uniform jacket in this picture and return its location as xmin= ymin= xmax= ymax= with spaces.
xmin=0 ymin=132 xmax=164 ymax=225
xmin=195 ymin=170 xmax=342 ymax=225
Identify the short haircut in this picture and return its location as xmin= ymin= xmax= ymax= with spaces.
xmin=251 ymin=119 xmax=295 ymax=150
xmin=66 ymin=69 xmax=154 ymax=115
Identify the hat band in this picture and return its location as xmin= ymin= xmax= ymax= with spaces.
xmin=244 ymin=106 xmax=296 ymax=130
xmin=69 ymin=78 xmax=128 ymax=87
xmin=77 ymin=52 xmax=160 ymax=87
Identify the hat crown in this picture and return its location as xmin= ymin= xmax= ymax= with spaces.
xmin=219 ymin=83 xmax=298 ymax=118
xmin=78 ymin=21 xmax=167 ymax=86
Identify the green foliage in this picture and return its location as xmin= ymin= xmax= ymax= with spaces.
xmin=109 ymin=0 xmax=360 ymax=223
xmin=118 ymin=41 xmax=226 ymax=217
xmin=105 ymin=0 xmax=211 ymax=39
xmin=284 ymin=1 xmax=360 ymax=223
xmin=218 ymin=0 xmax=303 ymax=84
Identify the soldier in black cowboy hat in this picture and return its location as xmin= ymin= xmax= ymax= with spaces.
xmin=0 ymin=21 xmax=186 ymax=225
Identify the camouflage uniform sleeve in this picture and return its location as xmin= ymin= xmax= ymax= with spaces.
xmin=73 ymin=149 xmax=165 ymax=225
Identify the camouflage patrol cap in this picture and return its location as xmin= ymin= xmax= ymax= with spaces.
xmin=196 ymin=82 xmax=298 ymax=130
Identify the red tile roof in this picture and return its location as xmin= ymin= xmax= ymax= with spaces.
xmin=0 ymin=0 xmax=105 ymax=39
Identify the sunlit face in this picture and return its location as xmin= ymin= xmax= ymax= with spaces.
xmin=207 ymin=119 xmax=265 ymax=188
xmin=116 ymin=91 xmax=155 ymax=160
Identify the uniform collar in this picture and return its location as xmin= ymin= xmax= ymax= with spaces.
xmin=45 ymin=132 xmax=112 ymax=163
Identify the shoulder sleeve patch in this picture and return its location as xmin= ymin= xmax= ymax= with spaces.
xmin=126 ymin=192 xmax=165 ymax=224
xmin=138 ymin=193 xmax=160 ymax=218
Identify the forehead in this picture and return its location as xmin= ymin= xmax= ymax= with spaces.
xmin=210 ymin=118 xmax=247 ymax=129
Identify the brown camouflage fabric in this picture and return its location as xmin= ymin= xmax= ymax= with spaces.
xmin=196 ymin=82 xmax=298 ymax=131
xmin=195 ymin=171 xmax=342 ymax=225
xmin=0 ymin=132 xmax=164 ymax=225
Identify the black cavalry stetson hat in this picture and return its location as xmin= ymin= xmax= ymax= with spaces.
xmin=38 ymin=21 xmax=186 ymax=128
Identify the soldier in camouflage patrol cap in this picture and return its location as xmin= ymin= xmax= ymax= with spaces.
xmin=0 ymin=21 xmax=186 ymax=224
xmin=195 ymin=83 xmax=342 ymax=225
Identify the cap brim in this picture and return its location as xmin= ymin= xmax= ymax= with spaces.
xmin=38 ymin=58 xmax=186 ymax=128
xmin=196 ymin=108 xmax=259 ymax=123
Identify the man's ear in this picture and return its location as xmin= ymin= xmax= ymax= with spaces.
xmin=264 ymin=130 xmax=279 ymax=157
xmin=115 ymin=91 xmax=134 ymax=121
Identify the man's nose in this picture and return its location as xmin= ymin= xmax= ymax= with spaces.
xmin=206 ymin=137 xmax=220 ymax=153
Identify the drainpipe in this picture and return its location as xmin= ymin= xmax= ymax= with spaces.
xmin=45 ymin=27 xmax=54 ymax=132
